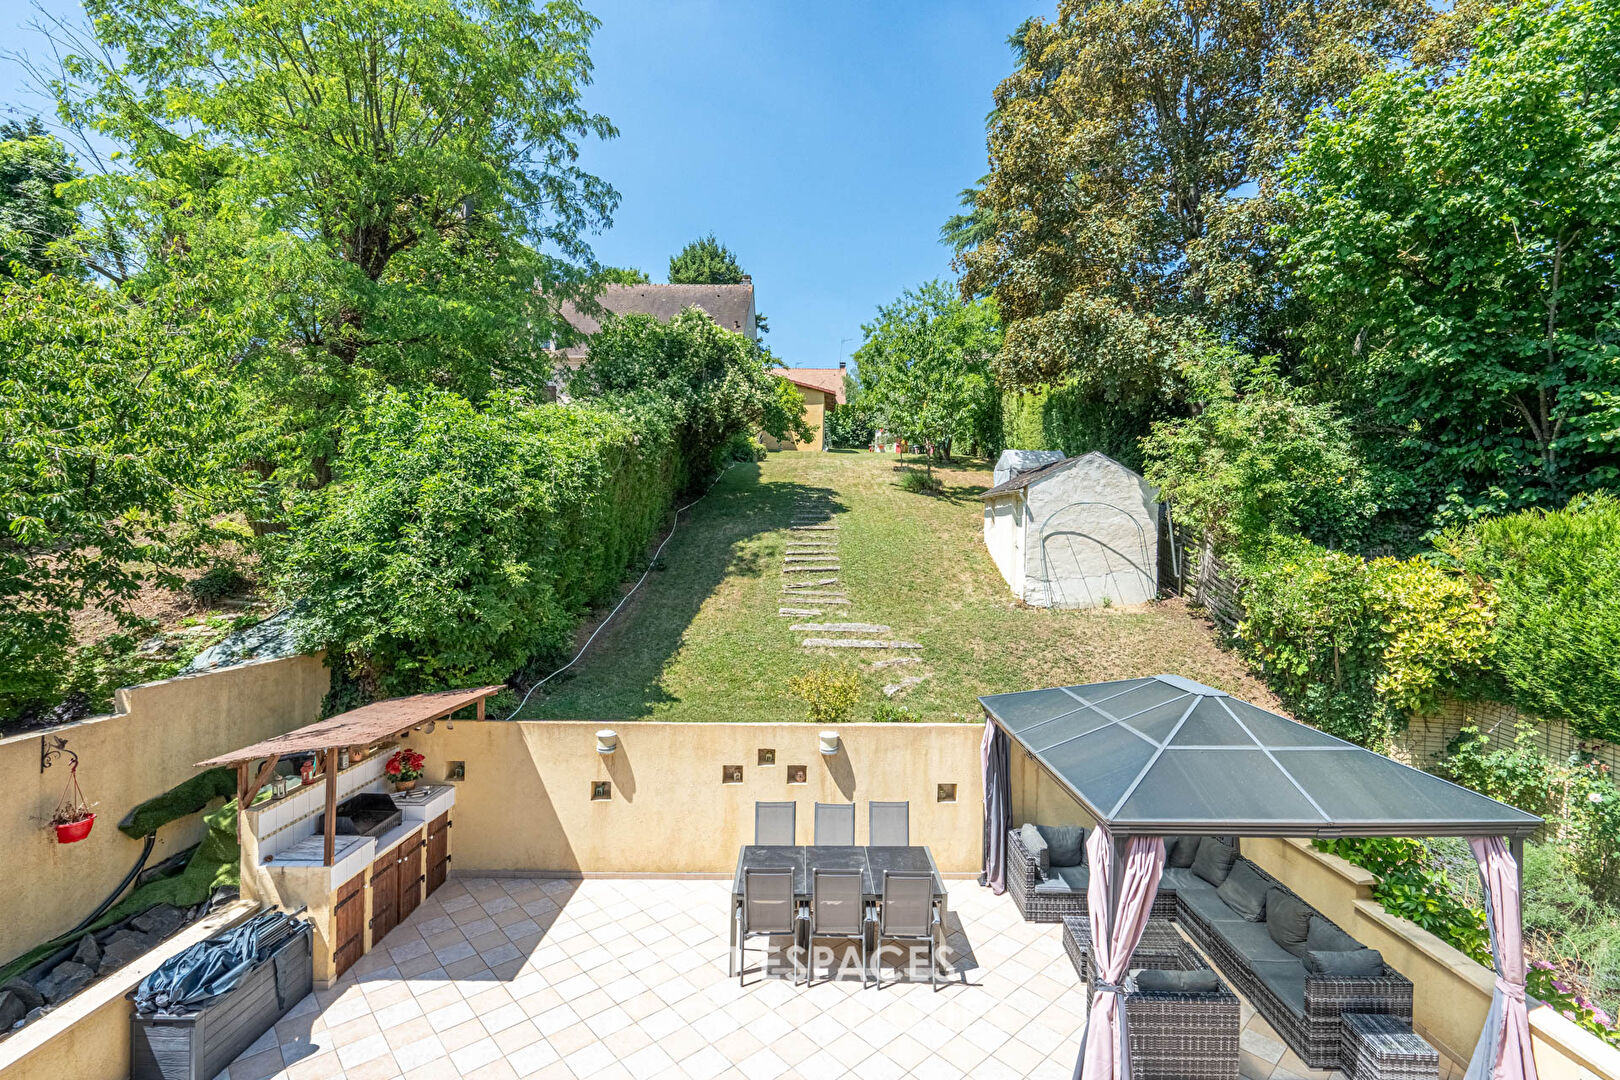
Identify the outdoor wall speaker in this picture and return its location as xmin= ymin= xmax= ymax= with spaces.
xmin=818 ymin=730 xmax=840 ymax=756
xmin=596 ymin=729 xmax=619 ymax=755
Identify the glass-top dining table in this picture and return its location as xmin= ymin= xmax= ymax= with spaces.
xmin=727 ymin=845 xmax=949 ymax=962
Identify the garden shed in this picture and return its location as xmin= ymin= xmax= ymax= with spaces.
xmin=980 ymin=451 xmax=1159 ymax=609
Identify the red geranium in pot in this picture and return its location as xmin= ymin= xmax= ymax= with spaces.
xmin=386 ymin=748 xmax=426 ymax=791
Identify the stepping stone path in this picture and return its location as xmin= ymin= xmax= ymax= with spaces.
xmin=801 ymin=638 xmax=923 ymax=649
xmin=788 ymin=623 xmax=891 ymax=633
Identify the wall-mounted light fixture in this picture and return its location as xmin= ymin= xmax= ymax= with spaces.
xmin=596 ymin=729 xmax=619 ymax=755
xmin=819 ymin=730 xmax=840 ymax=756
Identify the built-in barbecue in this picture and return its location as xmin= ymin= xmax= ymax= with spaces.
xmin=316 ymin=793 xmax=401 ymax=838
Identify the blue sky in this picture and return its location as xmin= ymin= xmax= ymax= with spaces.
xmin=1 ymin=0 xmax=1040 ymax=369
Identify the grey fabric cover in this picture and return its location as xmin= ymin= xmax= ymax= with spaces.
xmin=1034 ymin=864 xmax=1089 ymax=894
xmin=1165 ymin=835 xmax=1201 ymax=867
xmin=1158 ymin=866 xmax=1204 ymax=893
xmin=1253 ymin=959 xmax=1307 ymax=1010
xmin=1178 ymin=878 xmax=1247 ymax=927
xmin=1265 ymin=888 xmax=1315 ymax=957
xmin=1035 ymin=823 xmax=1087 ymax=868
xmin=1216 ymin=863 xmax=1270 ymax=921
xmin=1306 ymin=948 xmax=1385 ymax=976
xmin=1019 ymin=823 xmax=1050 ymax=874
xmin=1192 ymin=837 xmax=1240 ymax=886
xmin=1305 ymin=916 xmax=1360 ymax=954
xmin=1136 ymin=968 xmax=1221 ymax=993
xmin=1220 ymin=921 xmax=1301 ymax=968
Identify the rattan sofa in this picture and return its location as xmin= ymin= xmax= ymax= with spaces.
xmin=1167 ymin=856 xmax=1415 ymax=1070
xmin=1006 ymin=827 xmax=1178 ymax=922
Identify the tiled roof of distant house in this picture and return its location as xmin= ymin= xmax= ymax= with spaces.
xmin=554 ymin=282 xmax=756 ymax=360
xmin=774 ymin=367 xmax=847 ymax=404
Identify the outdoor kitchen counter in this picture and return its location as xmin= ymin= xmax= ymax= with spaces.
xmin=258 ymin=785 xmax=455 ymax=889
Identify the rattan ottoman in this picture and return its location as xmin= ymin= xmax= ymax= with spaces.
xmin=1340 ymin=1012 xmax=1440 ymax=1080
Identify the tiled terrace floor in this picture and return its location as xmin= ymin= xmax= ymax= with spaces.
xmin=224 ymin=876 xmax=1385 ymax=1080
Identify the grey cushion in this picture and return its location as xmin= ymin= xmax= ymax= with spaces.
xmin=1179 ymin=879 xmax=1248 ymax=927
xmin=1191 ymin=838 xmax=1240 ymax=887
xmin=1019 ymin=823 xmax=1050 ymax=875
xmin=1305 ymin=916 xmax=1361 ymax=954
xmin=1306 ymin=948 xmax=1385 ymax=976
xmin=1135 ymin=968 xmax=1221 ymax=993
xmin=1158 ymin=867 xmax=1201 ymax=893
xmin=1034 ymin=864 xmax=1089 ymax=894
xmin=1218 ymin=921 xmax=1301 ymax=967
xmin=1165 ymin=836 xmax=1200 ymax=868
xmin=1265 ymin=888 xmax=1315 ymax=957
xmin=1035 ymin=824 xmax=1087 ymax=868
xmin=1215 ymin=863 xmax=1270 ymax=922
xmin=1252 ymin=959 xmax=1308 ymax=1013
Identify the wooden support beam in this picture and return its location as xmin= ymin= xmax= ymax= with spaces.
xmin=324 ymin=748 xmax=339 ymax=867
xmin=242 ymin=753 xmax=280 ymax=811
xmin=476 ymin=698 xmax=485 ymax=721
xmin=235 ymin=763 xmax=250 ymax=845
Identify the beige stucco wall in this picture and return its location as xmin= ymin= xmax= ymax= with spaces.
xmin=403 ymin=720 xmax=983 ymax=875
xmin=0 ymin=654 xmax=329 ymax=965
xmin=762 ymin=383 xmax=827 ymax=451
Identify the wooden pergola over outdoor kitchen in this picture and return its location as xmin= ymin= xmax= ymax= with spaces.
xmin=197 ymin=685 xmax=504 ymax=866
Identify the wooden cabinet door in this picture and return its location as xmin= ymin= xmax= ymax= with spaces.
xmin=333 ymin=872 xmax=366 ymax=978
xmin=398 ymin=829 xmax=424 ymax=923
xmin=369 ymin=849 xmax=399 ymax=944
xmin=425 ymin=812 xmax=451 ymax=897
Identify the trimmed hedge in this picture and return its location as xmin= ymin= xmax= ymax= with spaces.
xmin=272 ymin=389 xmax=679 ymax=695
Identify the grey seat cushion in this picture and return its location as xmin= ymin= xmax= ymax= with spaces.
xmin=1305 ymin=916 xmax=1361 ymax=954
xmin=1252 ymin=959 xmax=1308 ymax=1013
xmin=1306 ymin=947 xmax=1385 ymax=976
xmin=1136 ymin=968 xmax=1222 ymax=993
xmin=1178 ymin=878 xmax=1248 ymax=927
xmin=1215 ymin=863 xmax=1270 ymax=921
xmin=1159 ymin=867 xmax=1202 ymax=893
xmin=1034 ymin=863 xmax=1089 ymax=894
xmin=1165 ymin=836 xmax=1201 ymax=868
xmin=1035 ymin=824 xmax=1088 ymax=868
xmin=1191 ymin=838 xmax=1240 ymax=887
xmin=1219 ymin=921 xmax=1302 ymax=968
xmin=1266 ymin=888 xmax=1314 ymax=957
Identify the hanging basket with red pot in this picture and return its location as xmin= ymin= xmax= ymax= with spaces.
xmin=48 ymin=756 xmax=96 ymax=844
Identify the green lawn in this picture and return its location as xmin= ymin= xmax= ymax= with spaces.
xmin=517 ymin=451 xmax=1278 ymax=723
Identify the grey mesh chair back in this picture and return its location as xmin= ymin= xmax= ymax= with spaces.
xmin=807 ymin=869 xmax=869 ymax=986
xmin=755 ymin=801 xmax=796 ymax=846
xmin=813 ymin=802 xmax=855 ymax=845
xmin=743 ymin=868 xmax=798 ymax=934
xmin=879 ymin=871 xmax=933 ymax=937
xmin=868 ymin=801 xmax=910 ymax=847
xmin=811 ymin=870 xmax=865 ymax=935
xmin=876 ymin=870 xmax=940 ymax=989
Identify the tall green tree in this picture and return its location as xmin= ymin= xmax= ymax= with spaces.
xmin=53 ymin=0 xmax=618 ymax=503
xmin=1 ymin=273 xmax=235 ymax=717
xmin=667 ymin=234 xmax=745 ymax=284
xmin=854 ymin=281 xmax=1001 ymax=467
xmin=1282 ymin=0 xmax=1620 ymax=520
xmin=960 ymin=0 xmax=1431 ymax=427
xmin=0 ymin=119 xmax=81 ymax=278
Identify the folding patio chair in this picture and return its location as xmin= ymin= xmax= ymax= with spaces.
xmin=875 ymin=870 xmax=942 ymax=989
xmin=806 ymin=868 xmax=869 ymax=987
xmin=736 ymin=867 xmax=803 ymax=985
xmin=868 ymin=801 xmax=910 ymax=846
xmin=813 ymin=801 xmax=855 ymax=845
xmin=755 ymin=801 xmax=796 ymax=846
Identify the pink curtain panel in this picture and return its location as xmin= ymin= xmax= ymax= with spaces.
xmin=1465 ymin=837 xmax=1538 ymax=1080
xmin=1078 ymin=826 xmax=1166 ymax=1080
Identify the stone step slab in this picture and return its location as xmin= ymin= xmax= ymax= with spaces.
xmin=883 ymin=675 xmax=930 ymax=697
xmin=785 ymin=556 xmax=846 ymax=564
xmin=791 ymin=525 xmax=838 ymax=531
xmin=783 ymin=577 xmax=839 ymax=587
xmin=785 ymin=596 xmax=850 ymax=605
xmin=779 ymin=608 xmax=823 ymax=616
xmin=783 ymin=565 xmax=840 ymax=573
xmin=801 ymin=639 xmax=922 ymax=649
xmin=869 ymin=657 xmax=923 ymax=669
xmin=788 ymin=623 xmax=892 ymax=633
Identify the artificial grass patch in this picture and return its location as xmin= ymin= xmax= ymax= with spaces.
xmin=119 ymin=767 xmax=237 ymax=838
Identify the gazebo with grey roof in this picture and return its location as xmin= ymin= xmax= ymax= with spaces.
xmin=977 ymin=674 xmax=1542 ymax=1080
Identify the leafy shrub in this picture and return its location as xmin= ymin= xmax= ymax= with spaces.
xmin=714 ymin=431 xmax=765 ymax=467
xmin=787 ymin=665 xmax=862 ymax=724
xmin=187 ymin=565 xmax=252 ymax=602
xmin=1315 ymin=837 xmax=1491 ymax=965
xmin=871 ymin=701 xmax=917 ymax=723
xmin=897 ymin=469 xmax=943 ymax=495
xmin=1238 ymin=536 xmax=1494 ymax=745
xmin=272 ymin=389 xmax=678 ymax=694
xmin=1437 ymin=726 xmax=1563 ymax=820
xmin=1521 ymin=842 xmax=1620 ymax=1033
xmin=1566 ymin=762 xmax=1620 ymax=907
xmin=1528 ymin=963 xmax=1618 ymax=1044
xmin=1142 ymin=348 xmax=1377 ymax=558
xmin=823 ymin=401 xmax=876 ymax=450
xmin=1441 ymin=495 xmax=1620 ymax=744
